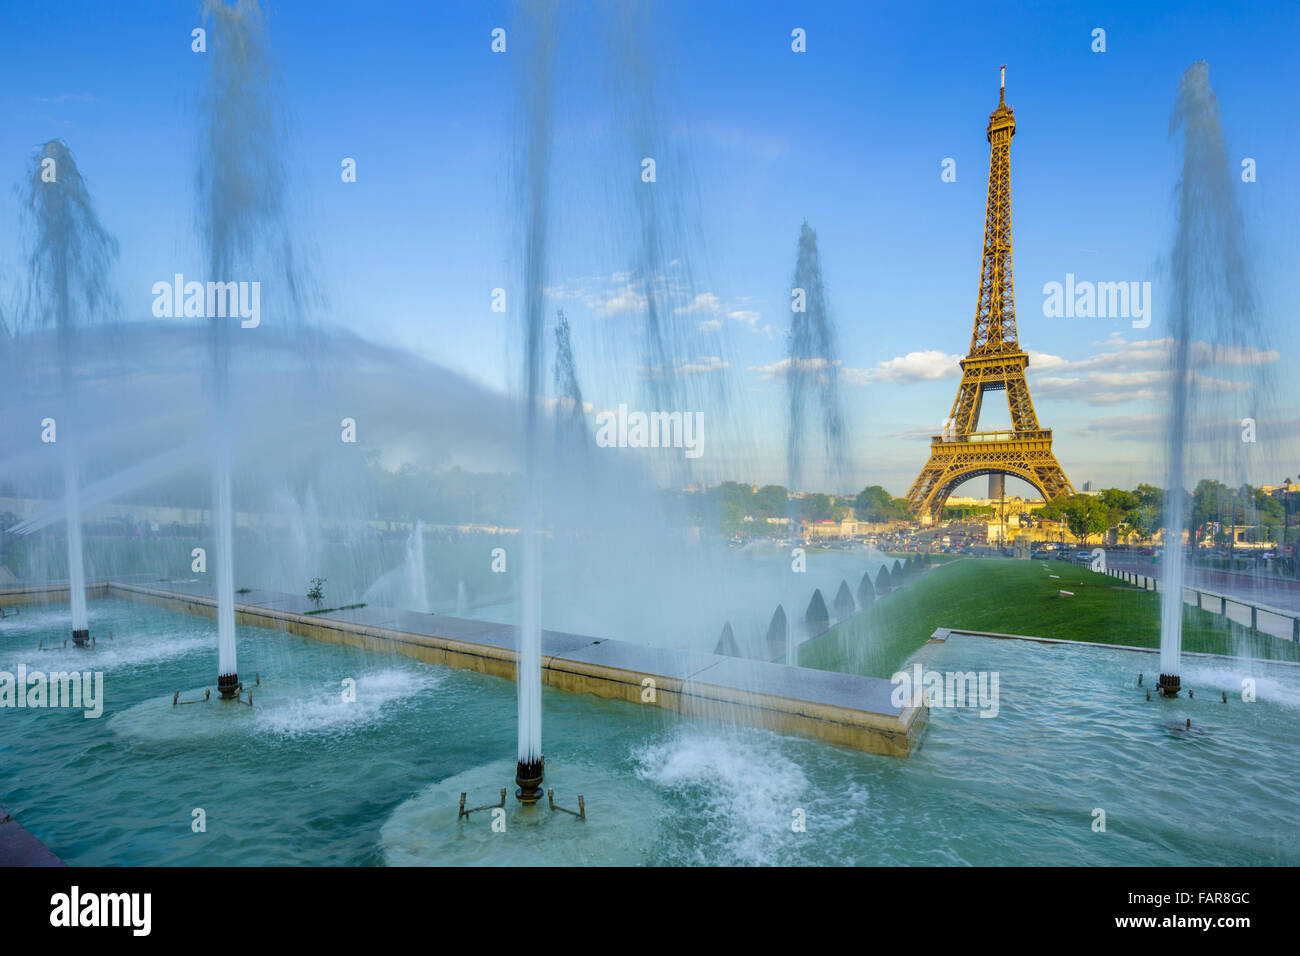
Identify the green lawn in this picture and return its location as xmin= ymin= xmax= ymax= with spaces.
xmin=798 ymin=558 xmax=1300 ymax=678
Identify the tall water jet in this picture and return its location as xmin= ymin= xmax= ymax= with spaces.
xmin=22 ymin=140 xmax=119 ymax=646
xmin=1159 ymin=61 xmax=1261 ymax=696
xmin=405 ymin=521 xmax=430 ymax=613
xmin=786 ymin=222 xmax=846 ymax=497
xmin=513 ymin=1 xmax=557 ymax=803
xmin=604 ymin=0 xmax=750 ymax=497
xmin=552 ymin=308 xmax=586 ymax=451
xmin=196 ymin=0 xmax=305 ymax=698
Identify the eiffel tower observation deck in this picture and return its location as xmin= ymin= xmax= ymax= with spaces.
xmin=906 ymin=67 xmax=1074 ymax=524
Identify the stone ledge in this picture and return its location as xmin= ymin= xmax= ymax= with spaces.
xmin=0 ymin=808 xmax=65 ymax=867
xmin=3 ymin=579 xmax=926 ymax=757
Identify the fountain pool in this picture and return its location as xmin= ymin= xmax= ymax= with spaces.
xmin=1 ymin=598 xmax=1296 ymax=866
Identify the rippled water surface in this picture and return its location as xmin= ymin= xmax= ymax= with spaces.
xmin=2 ymin=600 xmax=1296 ymax=865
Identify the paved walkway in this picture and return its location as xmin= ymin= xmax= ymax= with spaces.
xmin=1107 ymin=555 xmax=1299 ymax=642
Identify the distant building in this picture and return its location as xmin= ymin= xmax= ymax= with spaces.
xmin=801 ymin=517 xmax=881 ymax=541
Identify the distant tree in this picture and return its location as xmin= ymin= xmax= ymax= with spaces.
xmin=855 ymin=485 xmax=892 ymax=521
xmin=1189 ymin=479 xmax=1231 ymax=544
xmin=944 ymin=504 xmax=994 ymax=520
xmin=833 ymin=579 xmax=856 ymax=620
xmin=801 ymin=493 xmax=834 ymax=522
xmin=804 ymin=589 xmax=830 ymax=635
xmin=1134 ymin=483 xmax=1164 ymax=512
xmin=752 ymin=484 xmax=788 ymax=518
xmin=876 ymin=565 xmax=892 ymax=594
xmin=764 ymin=604 xmax=788 ymax=659
xmin=856 ymin=485 xmax=912 ymax=522
xmin=714 ymin=621 xmax=739 ymax=657
xmin=857 ymin=571 xmax=876 ymax=606
xmin=710 ymin=481 xmax=754 ymax=535
xmin=1048 ymin=495 xmax=1111 ymax=544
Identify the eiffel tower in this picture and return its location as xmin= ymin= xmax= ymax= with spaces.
xmin=906 ymin=67 xmax=1073 ymax=524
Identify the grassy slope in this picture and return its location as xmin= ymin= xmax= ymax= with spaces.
xmin=799 ymin=558 xmax=1300 ymax=678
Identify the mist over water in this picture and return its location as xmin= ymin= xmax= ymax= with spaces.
xmin=362 ymin=520 xmax=432 ymax=613
xmin=0 ymin=2 xmax=881 ymax=696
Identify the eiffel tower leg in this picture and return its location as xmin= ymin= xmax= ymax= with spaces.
xmin=1005 ymin=374 xmax=1040 ymax=432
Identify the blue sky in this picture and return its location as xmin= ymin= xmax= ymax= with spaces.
xmin=2 ymin=0 xmax=1296 ymax=495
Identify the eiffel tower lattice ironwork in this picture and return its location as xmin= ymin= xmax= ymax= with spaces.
xmin=906 ymin=67 xmax=1073 ymax=523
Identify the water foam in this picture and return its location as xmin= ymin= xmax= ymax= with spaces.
xmin=253 ymin=667 xmax=440 ymax=738
xmin=632 ymin=728 xmax=813 ymax=865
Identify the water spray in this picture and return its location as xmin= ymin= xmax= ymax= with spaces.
xmin=21 ymin=139 xmax=118 ymax=649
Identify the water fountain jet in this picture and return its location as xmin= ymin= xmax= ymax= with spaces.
xmin=21 ymin=139 xmax=118 ymax=649
xmin=195 ymin=0 xmax=310 ymax=698
xmin=785 ymin=221 xmax=847 ymax=497
xmin=1158 ymin=60 xmax=1263 ymax=694
xmin=515 ymin=758 xmax=546 ymax=805
xmin=512 ymin=0 xmax=559 ymax=803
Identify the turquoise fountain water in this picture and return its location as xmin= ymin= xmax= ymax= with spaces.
xmin=2 ymin=599 xmax=1296 ymax=866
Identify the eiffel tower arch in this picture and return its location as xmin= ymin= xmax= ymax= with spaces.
xmin=906 ymin=67 xmax=1074 ymax=524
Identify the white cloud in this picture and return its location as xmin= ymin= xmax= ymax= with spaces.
xmin=546 ymin=272 xmax=768 ymax=336
xmin=1033 ymin=369 xmax=1251 ymax=405
xmin=846 ymin=350 xmax=962 ymax=385
xmin=675 ymin=292 xmax=722 ymax=315
xmin=675 ymin=356 xmax=729 ymax=375
xmin=1046 ymin=335 xmax=1278 ymax=373
xmin=748 ymin=357 xmax=839 ymax=382
xmin=593 ymin=284 xmax=647 ymax=317
xmin=1025 ymin=349 xmax=1072 ymax=371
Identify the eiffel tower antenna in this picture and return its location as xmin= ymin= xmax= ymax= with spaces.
xmin=906 ymin=67 xmax=1073 ymax=523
